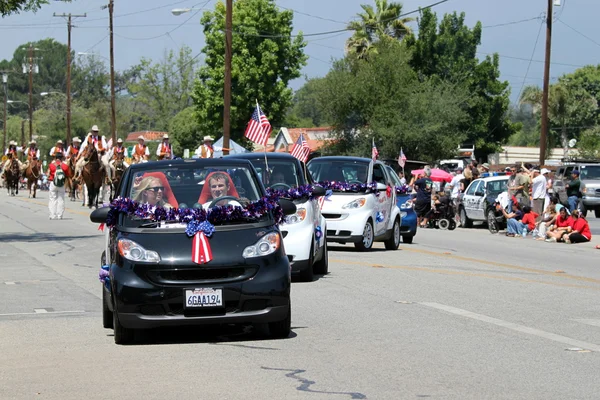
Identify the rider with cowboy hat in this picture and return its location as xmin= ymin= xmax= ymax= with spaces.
xmin=109 ymin=138 xmax=130 ymax=173
xmin=195 ymin=136 xmax=230 ymax=159
xmin=75 ymin=125 xmax=111 ymax=181
xmin=132 ymin=135 xmax=150 ymax=163
xmin=3 ymin=140 xmax=24 ymax=175
xmin=66 ymin=137 xmax=82 ymax=161
xmin=156 ymin=134 xmax=173 ymax=160
xmin=49 ymin=139 xmax=67 ymax=158
xmin=22 ymin=139 xmax=40 ymax=173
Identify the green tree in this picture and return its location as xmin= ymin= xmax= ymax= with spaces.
xmin=71 ymin=54 xmax=109 ymax=108
xmin=168 ymin=107 xmax=201 ymax=155
xmin=1 ymin=0 xmax=71 ymax=17
xmin=507 ymin=105 xmax=539 ymax=147
xmin=577 ymin=127 xmax=600 ymax=159
xmin=284 ymin=78 xmax=329 ymax=128
xmin=346 ymin=0 xmax=414 ymax=59
xmin=406 ymin=9 xmax=517 ymax=159
xmin=126 ymin=46 xmax=198 ymax=131
xmin=193 ymin=0 xmax=307 ymax=143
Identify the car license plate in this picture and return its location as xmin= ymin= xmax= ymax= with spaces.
xmin=184 ymin=288 xmax=223 ymax=308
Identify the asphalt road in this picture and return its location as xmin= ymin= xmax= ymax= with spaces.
xmin=1 ymin=191 xmax=600 ymax=400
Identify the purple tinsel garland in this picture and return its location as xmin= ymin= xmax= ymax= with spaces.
xmin=266 ymin=184 xmax=316 ymax=201
xmin=395 ymin=185 xmax=410 ymax=195
xmin=317 ymin=181 xmax=379 ymax=196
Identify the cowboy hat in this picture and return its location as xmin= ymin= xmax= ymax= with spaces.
xmin=29 ymin=139 xmax=36 ymax=145
xmin=482 ymin=163 xmax=490 ymax=170
xmin=72 ymin=137 xmax=81 ymax=142
xmin=138 ymin=135 xmax=145 ymax=141
xmin=9 ymin=140 xmax=17 ymax=146
xmin=163 ymin=134 xmax=169 ymax=139
xmin=203 ymin=136 xmax=214 ymax=142
xmin=56 ymin=140 xmax=63 ymax=144
xmin=91 ymin=125 xmax=99 ymax=131
xmin=117 ymin=138 xmax=123 ymax=143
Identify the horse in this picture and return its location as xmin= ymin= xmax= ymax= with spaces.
xmin=65 ymin=156 xmax=80 ymax=202
xmin=4 ymin=158 xmax=20 ymax=196
xmin=24 ymin=158 xmax=41 ymax=198
xmin=111 ymin=152 xmax=126 ymax=201
xmin=81 ymin=145 xmax=104 ymax=209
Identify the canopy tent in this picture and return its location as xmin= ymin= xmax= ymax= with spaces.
xmin=212 ymin=137 xmax=250 ymax=158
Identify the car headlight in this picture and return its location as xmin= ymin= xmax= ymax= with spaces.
xmin=285 ymin=207 xmax=307 ymax=224
xmin=242 ymin=232 xmax=281 ymax=258
xmin=342 ymin=198 xmax=366 ymax=209
xmin=117 ymin=239 xmax=160 ymax=263
xmin=400 ymin=201 xmax=413 ymax=209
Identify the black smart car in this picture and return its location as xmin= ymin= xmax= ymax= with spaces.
xmin=90 ymin=159 xmax=296 ymax=344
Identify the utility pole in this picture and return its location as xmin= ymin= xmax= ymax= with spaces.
xmin=108 ymin=0 xmax=117 ymax=143
xmin=223 ymin=0 xmax=233 ymax=155
xmin=21 ymin=119 xmax=26 ymax=150
xmin=28 ymin=44 xmax=34 ymax=142
xmin=2 ymin=72 xmax=7 ymax=152
xmin=540 ymin=0 xmax=553 ymax=166
xmin=54 ymin=13 xmax=86 ymax=145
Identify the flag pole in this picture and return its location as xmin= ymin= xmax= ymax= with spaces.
xmin=257 ymin=100 xmax=270 ymax=177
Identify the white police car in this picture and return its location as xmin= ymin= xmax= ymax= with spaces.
xmin=308 ymin=156 xmax=401 ymax=251
xmin=227 ymin=153 xmax=328 ymax=282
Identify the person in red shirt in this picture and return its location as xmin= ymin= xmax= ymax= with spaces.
xmin=46 ymin=153 xmax=71 ymax=220
xmin=545 ymin=207 xmax=573 ymax=242
xmin=521 ymin=206 xmax=539 ymax=235
xmin=564 ymin=210 xmax=592 ymax=244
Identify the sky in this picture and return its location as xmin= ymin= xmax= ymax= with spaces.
xmin=1 ymin=0 xmax=599 ymax=104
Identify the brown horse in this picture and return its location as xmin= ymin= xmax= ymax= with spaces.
xmin=65 ymin=156 xmax=80 ymax=202
xmin=5 ymin=158 xmax=20 ymax=196
xmin=111 ymin=152 xmax=126 ymax=201
xmin=24 ymin=158 xmax=41 ymax=198
xmin=81 ymin=145 xmax=104 ymax=209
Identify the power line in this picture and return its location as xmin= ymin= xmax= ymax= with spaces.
xmin=477 ymin=52 xmax=588 ymax=68
xmin=277 ymin=5 xmax=348 ymax=25
xmin=516 ymin=20 xmax=545 ymax=102
xmin=557 ymin=18 xmax=600 ymax=49
xmin=482 ymin=16 xmax=542 ymax=29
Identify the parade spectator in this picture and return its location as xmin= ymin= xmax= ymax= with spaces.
xmin=414 ymin=169 xmax=434 ymax=228
xmin=448 ymin=167 xmax=464 ymax=209
xmin=520 ymin=206 xmax=539 ymax=238
xmin=46 ymin=152 xmax=70 ymax=220
xmin=542 ymin=168 xmax=552 ymax=210
xmin=564 ymin=210 xmax=592 ymax=244
xmin=545 ymin=207 xmax=573 ymax=242
xmin=531 ymin=169 xmax=547 ymax=216
xmin=534 ymin=203 xmax=557 ymax=240
xmin=500 ymin=201 xmax=524 ymax=237
xmin=565 ymin=170 xmax=581 ymax=212
xmin=514 ymin=167 xmax=531 ymax=207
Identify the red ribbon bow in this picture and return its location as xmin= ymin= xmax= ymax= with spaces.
xmin=192 ymin=232 xmax=213 ymax=264
xmin=386 ymin=186 xmax=392 ymax=198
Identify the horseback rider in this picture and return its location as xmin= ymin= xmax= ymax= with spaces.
xmin=74 ymin=125 xmax=111 ymax=182
xmin=3 ymin=140 xmax=23 ymax=174
xmin=22 ymin=139 xmax=41 ymax=172
xmin=49 ymin=139 xmax=67 ymax=158
xmin=132 ymin=135 xmax=150 ymax=163
xmin=156 ymin=134 xmax=173 ymax=160
xmin=109 ymin=138 xmax=130 ymax=175
xmin=66 ymin=137 xmax=82 ymax=161
xmin=195 ymin=136 xmax=229 ymax=159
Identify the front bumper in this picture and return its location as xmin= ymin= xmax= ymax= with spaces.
xmin=280 ymin=219 xmax=314 ymax=267
xmin=400 ymin=209 xmax=417 ymax=236
xmin=582 ymin=196 xmax=600 ymax=208
xmin=323 ymin=207 xmax=371 ymax=243
xmin=111 ymin=258 xmax=290 ymax=330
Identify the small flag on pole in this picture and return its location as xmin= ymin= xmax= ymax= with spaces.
xmin=244 ymin=102 xmax=271 ymax=147
xmin=192 ymin=232 xmax=213 ymax=264
xmin=290 ymin=133 xmax=310 ymax=163
xmin=371 ymin=138 xmax=379 ymax=161
xmin=398 ymin=148 xmax=407 ymax=168
xmin=318 ymin=195 xmax=325 ymax=210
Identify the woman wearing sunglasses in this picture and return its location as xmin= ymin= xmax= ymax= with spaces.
xmin=132 ymin=176 xmax=173 ymax=208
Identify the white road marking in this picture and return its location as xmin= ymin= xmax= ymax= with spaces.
xmin=0 ymin=310 xmax=85 ymax=317
xmin=33 ymin=309 xmax=49 ymax=313
xmin=574 ymin=319 xmax=600 ymax=328
xmin=420 ymin=302 xmax=600 ymax=352
xmin=4 ymin=282 xmax=17 ymax=285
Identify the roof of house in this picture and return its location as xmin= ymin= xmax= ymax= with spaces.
xmin=125 ymin=131 xmax=168 ymax=142
xmin=252 ymin=126 xmax=336 ymax=154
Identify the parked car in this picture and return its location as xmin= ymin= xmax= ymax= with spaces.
xmin=553 ymin=162 xmax=600 ymax=218
xmin=226 ymin=153 xmax=328 ymax=282
xmin=307 ymin=156 xmax=402 ymax=251
xmin=458 ymin=175 xmax=510 ymax=232
xmin=90 ymin=159 xmax=297 ymax=344
xmin=384 ymin=165 xmax=417 ymax=243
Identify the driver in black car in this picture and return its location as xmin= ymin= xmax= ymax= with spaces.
xmin=200 ymin=171 xmax=244 ymax=208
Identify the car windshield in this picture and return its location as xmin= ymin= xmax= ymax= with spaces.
xmin=122 ymin=164 xmax=263 ymax=227
xmin=486 ymin=179 xmax=508 ymax=194
xmin=243 ymin=159 xmax=303 ymax=189
xmin=308 ymin=160 xmax=370 ymax=183
xmin=386 ymin=167 xmax=401 ymax=186
xmin=580 ymin=165 xmax=600 ymax=180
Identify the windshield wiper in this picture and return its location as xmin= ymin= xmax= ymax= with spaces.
xmin=138 ymin=221 xmax=160 ymax=228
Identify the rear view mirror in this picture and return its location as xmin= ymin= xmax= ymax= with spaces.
xmin=278 ymin=199 xmax=297 ymax=215
xmin=312 ymin=186 xmax=326 ymax=197
xmin=376 ymin=182 xmax=387 ymax=191
xmin=475 ymin=190 xmax=485 ymax=197
xmin=90 ymin=206 xmax=110 ymax=224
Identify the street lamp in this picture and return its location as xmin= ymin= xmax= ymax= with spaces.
xmin=172 ymin=3 xmax=232 ymax=155
xmin=2 ymin=73 xmax=7 ymax=152
xmin=41 ymin=91 xmax=64 ymax=96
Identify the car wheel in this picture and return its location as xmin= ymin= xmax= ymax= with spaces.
xmin=313 ymin=240 xmax=329 ymax=275
xmin=487 ymin=209 xmax=500 ymax=234
xmin=402 ymin=235 xmax=414 ymax=244
xmin=269 ymin=303 xmax=291 ymax=339
xmin=354 ymin=220 xmax=374 ymax=251
xmin=448 ymin=220 xmax=457 ymax=231
xmin=438 ymin=219 xmax=450 ymax=230
xmin=102 ymin=287 xmax=113 ymax=329
xmin=113 ymin=308 xmax=134 ymax=345
xmin=595 ymin=209 xmax=600 ymax=219
xmin=460 ymin=208 xmax=472 ymax=228
xmin=384 ymin=218 xmax=401 ymax=250
xmin=298 ymin=241 xmax=315 ymax=282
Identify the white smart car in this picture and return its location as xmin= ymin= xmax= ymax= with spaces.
xmin=307 ymin=156 xmax=402 ymax=251
xmin=227 ymin=153 xmax=328 ymax=281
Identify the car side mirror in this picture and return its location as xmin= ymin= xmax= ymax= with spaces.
xmin=376 ymin=182 xmax=387 ymax=191
xmin=312 ymin=186 xmax=326 ymax=197
xmin=90 ymin=206 xmax=110 ymax=224
xmin=475 ymin=190 xmax=485 ymax=197
xmin=278 ymin=199 xmax=297 ymax=215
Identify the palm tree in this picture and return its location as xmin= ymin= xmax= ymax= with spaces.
xmin=346 ymin=0 xmax=414 ymax=58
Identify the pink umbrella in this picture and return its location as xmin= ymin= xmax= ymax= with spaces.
xmin=411 ymin=168 xmax=453 ymax=183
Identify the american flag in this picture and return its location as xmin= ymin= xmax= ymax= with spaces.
xmin=290 ymin=133 xmax=310 ymax=163
xmin=398 ymin=148 xmax=407 ymax=168
xmin=192 ymin=232 xmax=213 ymax=264
xmin=371 ymin=138 xmax=379 ymax=161
xmin=318 ymin=196 xmax=325 ymax=210
xmin=244 ymin=103 xmax=271 ymax=147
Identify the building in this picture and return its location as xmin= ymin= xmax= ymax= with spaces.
xmin=125 ymin=131 xmax=168 ymax=143
xmin=489 ymin=146 xmax=579 ymax=166
xmin=252 ymin=127 xmax=336 ymax=154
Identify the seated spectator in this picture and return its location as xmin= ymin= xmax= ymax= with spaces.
xmin=564 ymin=210 xmax=592 ymax=244
xmin=534 ymin=203 xmax=557 ymax=240
xmin=519 ymin=206 xmax=538 ymax=238
xmin=499 ymin=201 xmax=524 ymax=237
xmin=545 ymin=207 xmax=573 ymax=242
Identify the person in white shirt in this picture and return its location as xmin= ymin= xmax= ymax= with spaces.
xmin=3 ymin=140 xmax=23 ymax=172
xmin=156 ymin=134 xmax=174 ymax=160
xmin=531 ymin=169 xmax=547 ymax=216
xmin=447 ymin=167 xmax=464 ymax=205
xmin=542 ymin=168 xmax=552 ymax=210
xmin=75 ymin=125 xmax=111 ymax=181
xmin=109 ymin=138 xmax=130 ymax=176
xmin=132 ymin=136 xmax=150 ymax=163
xmin=195 ymin=136 xmax=229 ymax=158
xmin=66 ymin=137 xmax=82 ymax=161
xmin=22 ymin=140 xmax=41 ymax=172
xmin=49 ymin=140 xmax=67 ymax=158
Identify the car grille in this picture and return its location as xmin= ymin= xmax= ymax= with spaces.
xmin=327 ymin=230 xmax=351 ymax=237
xmin=323 ymin=213 xmax=342 ymax=219
xmin=147 ymin=267 xmax=257 ymax=285
xmin=596 ymin=189 xmax=600 ymax=194
xmin=281 ymin=231 xmax=289 ymax=238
